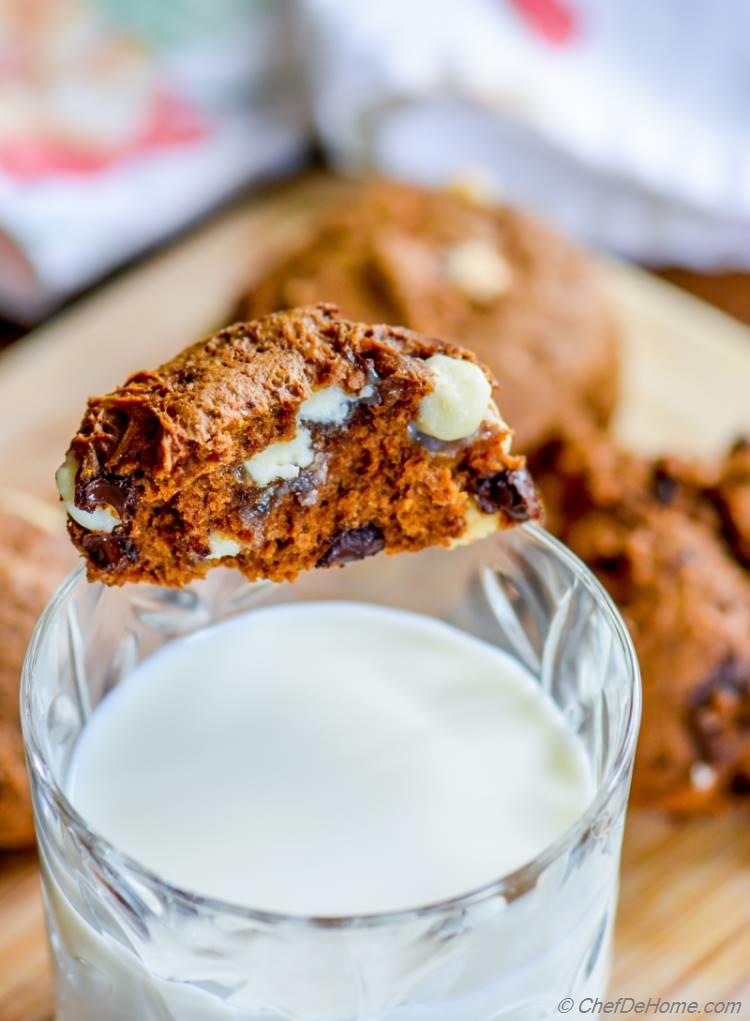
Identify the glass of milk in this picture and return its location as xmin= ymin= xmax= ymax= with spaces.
xmin=22 ymin=525 xmax=640 ymax=1021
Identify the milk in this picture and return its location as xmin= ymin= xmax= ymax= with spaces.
xmin=67 ymin=602 xmax=594 ymax=917
xmin=39 ymin=601 xmax=621 ymax=1019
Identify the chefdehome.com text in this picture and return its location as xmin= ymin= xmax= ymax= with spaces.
xmin=557 ymin=997 xmax=742 ymax=1015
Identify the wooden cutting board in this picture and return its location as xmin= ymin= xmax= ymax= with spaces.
xmin=1 ymin=174 xmax=750 ymax=1021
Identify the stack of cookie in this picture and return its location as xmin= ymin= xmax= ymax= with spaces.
xmin=536 ymin=432 xmax=750 ymax=811
xmin=236 ymin=177 xmax=750 ymax=815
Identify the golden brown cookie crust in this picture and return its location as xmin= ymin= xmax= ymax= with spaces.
xmin=239 ymin=179 xmax=620 ymax=456
xmin=61 ymin=304 xmax=540 ymax=588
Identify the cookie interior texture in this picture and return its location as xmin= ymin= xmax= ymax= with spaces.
xmin=0 ymin=509 xmax=72 ymax=849
xmin=537 ymin=430 xmax=750 ymax=813
xmin=59 ymin=305 xmax=540 ymax=588
xmin=239 ymin=178 xmax=620 ymax=457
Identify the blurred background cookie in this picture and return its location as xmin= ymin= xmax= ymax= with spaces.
xmin=536 ymin=431 xmax=750 ymax=814
xmin=239 ymin=179 xmax=620 ymax=459
xmin=0 ymin=492 xmax=72 ymax=849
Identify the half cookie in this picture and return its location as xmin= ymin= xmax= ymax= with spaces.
xmin=57 ymin=304 xmax=540 ymax=587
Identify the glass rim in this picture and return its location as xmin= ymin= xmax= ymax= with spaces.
xmin=21 ymin=523 xmax=641 ymax=932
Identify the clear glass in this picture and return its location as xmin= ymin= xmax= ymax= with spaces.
xmin=22 ymin=525 xmax=640 ymax=1021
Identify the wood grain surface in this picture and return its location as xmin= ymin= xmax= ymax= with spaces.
xmin=1 ymin=174 xmax=749 ymax=1020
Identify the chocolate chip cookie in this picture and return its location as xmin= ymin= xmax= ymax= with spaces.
xmin=536 ymin=431 xmax=750 ymax=813
xmin=238 ymin=179 xmax=620 ymax=456
xmin=58 ymin=304 xmax=540 ymax=588
xmin=0 ymin=500 xmax=71 ymax=848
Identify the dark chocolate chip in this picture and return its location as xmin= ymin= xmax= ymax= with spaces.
xmin=317 ymin=524 xmax=385 ymax=568
xmin=375 ymin=377 xmax=410 ymax=409
xmin=77 ymin=476 xmax=134 ymax=519
xmin=471 ymin=468 xmax=541 ymax=521
xmin=81 ymin=532 xmax=137 ymax=571
xmin=706 ymin=487 xmax=750 ymax=571
xmin=590 ymin=553 xmax=631 ymax=578
xmin=729 ymin=773 xmax=750 ymax=797
xmin=692 ymin=658 xmax=750 ymax=707
xmin=730 ymin=436 xmax=750 ymax=455
xmin=690 ymin=658 xmax=750 ymax=763
xmin=651 ymin=466 xmax=679 ymax=505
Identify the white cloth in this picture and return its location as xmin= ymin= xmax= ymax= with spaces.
xmin=301 ymin=0 xmax=750 ymax=268
xmin=0 ymin=0 xmax=308 ymax=321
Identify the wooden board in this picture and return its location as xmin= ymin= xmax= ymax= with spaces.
xmin=1 ymin=174 xmax=750 ymax=1020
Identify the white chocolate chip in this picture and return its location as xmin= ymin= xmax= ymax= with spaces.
xmin=690 ymin=761 xmax=717 ymax=791
xmin=244 ymin=427 xmax=314 ymax=486
xmin=484 ymin=399 xmax=513 ymax=452
xmin=449 ymin=167 xmax=504 ymax=206
xmin=449 ymin=499 xmax=500 ymax=548
xmin=206 ymin=532 xmax=243 ymax=560
xmin=55 ymin=452 xmax=120 ymax=533
xmin=244 ymin=384 xmax=375 ymax=489
xmin=445 ymin=239 xmax=512 ymax=303
xmin=299 ymin=382 xmax=375 ymax=425
xmin=416 ymin=354 xmax=492 ymax=442
xmin=298 ymin=385 xmax=355 ymax=426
